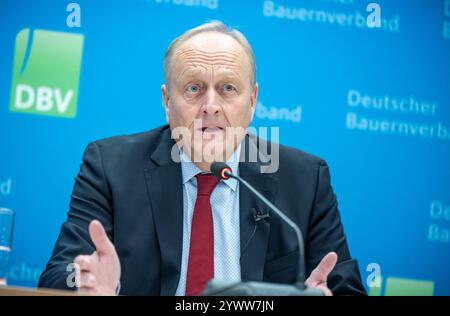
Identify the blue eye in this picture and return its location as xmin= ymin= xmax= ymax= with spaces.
xmin=187 ymin=85 xmax=201 ymax=94
xmin=223 ymin=84 xmax=236 ymax=93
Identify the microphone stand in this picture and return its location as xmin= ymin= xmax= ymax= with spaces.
xmin=202 ymin=165 xmax=325 ymax=296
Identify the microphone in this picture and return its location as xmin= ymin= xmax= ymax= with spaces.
xmin=251 ymin=208 xmax=270 ymax=222
xmin=204 ymin=162 xmax=324 ymax=296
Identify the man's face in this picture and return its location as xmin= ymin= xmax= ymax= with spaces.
xmin=162 ymin=31 xmax=258 ymax=165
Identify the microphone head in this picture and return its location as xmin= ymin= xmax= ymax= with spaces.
xmin=211 ymin=162 xmax=232 ymax=180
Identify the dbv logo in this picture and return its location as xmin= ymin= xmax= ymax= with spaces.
xmin=9 ymin=29 xmax=84 ymax=118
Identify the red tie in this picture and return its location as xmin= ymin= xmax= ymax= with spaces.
xmin=185 ymin=173 xmax=220 ymax=296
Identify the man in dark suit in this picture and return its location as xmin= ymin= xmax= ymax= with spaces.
xmin=39 ymin=21 xmax=366 ymax=296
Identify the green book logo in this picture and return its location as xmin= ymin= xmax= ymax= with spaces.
xmin=368 ymin=276 xmax=435 ymax=296
xmin=9 ymin=29 xmax=84 ymax=118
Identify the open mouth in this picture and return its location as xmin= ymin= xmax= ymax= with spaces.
xmin=201 ymin=126 xmax=223 ymax=133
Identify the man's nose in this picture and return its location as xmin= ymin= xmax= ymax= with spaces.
xmin=201 ymin=88 xmax=221 ymax=116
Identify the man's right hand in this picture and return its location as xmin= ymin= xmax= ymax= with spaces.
xmin=74 ymin=220 xmax=121 ymax=296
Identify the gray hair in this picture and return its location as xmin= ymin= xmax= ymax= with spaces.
xmin=163 ymin=20 xmax=256 ymax=91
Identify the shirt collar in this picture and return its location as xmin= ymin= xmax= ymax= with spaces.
xmin=180 ymin=144 xmax=241 ymax=192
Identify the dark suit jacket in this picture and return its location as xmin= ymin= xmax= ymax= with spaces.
xmin=39 ymin=125 xmax=366 ymax=295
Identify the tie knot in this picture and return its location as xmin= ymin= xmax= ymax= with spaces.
xmin=196 ymin=173 xmax=220 ymax=196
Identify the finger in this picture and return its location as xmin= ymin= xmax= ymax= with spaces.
xmin=315 ymin=283 xmax=333 ymax=296
xmin=79 ymin=272 xmax=97 ymax=289
xmin=306 ymin=252 xmax=338 ymax=285
xmin=74 ymin=255 xmax=93 ymax=272
xmin=89 ymin=220 xmax=114 ymax=256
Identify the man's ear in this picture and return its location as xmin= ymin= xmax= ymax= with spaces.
xmin=249 ymin=83 xmax=259 ymax=120
xmin=161 ymin=84 xmax=170 ymax=124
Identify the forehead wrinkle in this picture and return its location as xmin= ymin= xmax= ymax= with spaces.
xmin=180 ymin=52 xmax=240 ymax=63
xmin=181 ymin=55 xmax=241 ymax=67
xmin=173 ymin=46 xmax=250 ymax=86
xmin=176 ymin=64 xmax=208 ymax=82
xmin=212 ymin=65 xmax=244 ymax=81
xmin=177 ymin=64 xmax=244 ymax=84
xmin=176 ymin=57 xmax=242 ymax=75
xmin=177 ymin=47 xmax=240 ymax=58
xmin=178 ymin=53 xmax=244 ymax=69
xmin=183 ymin=57 xmax=240 ymax=67
xmin=175 ymin=48 xmax=242 ymax=67
xmin=182 ymin=60 xmax=241 ymax=70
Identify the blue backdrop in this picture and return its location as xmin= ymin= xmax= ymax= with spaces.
xmin=0 ymin=0 xmax=449 ymax=295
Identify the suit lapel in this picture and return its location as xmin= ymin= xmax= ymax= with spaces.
xmin=144 ymin=128 xmax=183 ymax=295
xmin=239 ymin=135 xmax=278 ymax=282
